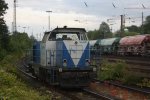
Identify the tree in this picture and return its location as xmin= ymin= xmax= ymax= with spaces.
xmin=0 ymin=0 xmax=9 ymax=50
xmin=143 ymin=15 xmax=150 ymax=34
xmin=87 ymin=30 xmax=99 ymax=40
xmin=114 ymin=30 xmax=139 ymax=37
xmin=99 ymin=22 xmax=112 ymax=38
xmin=127 ymin=25 xmax=141 ymax=33
xmin=9 ymin=32 xmax=33 ymax=53
xmin=87 ymin=22 xmax=113 ymax=40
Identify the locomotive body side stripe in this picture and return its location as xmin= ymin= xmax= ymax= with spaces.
xmin=62 ymin=42 xmax=75 ymax=68
xmin=63 ymin=41 xmax=88 ymax=67
xmin=77 ymin=42 xmax=90 ymax=68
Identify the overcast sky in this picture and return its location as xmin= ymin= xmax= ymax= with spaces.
xmin=4 ymin=0 xmax=150 ymax=39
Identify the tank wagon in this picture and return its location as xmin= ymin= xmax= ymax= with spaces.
xmin=89 ymin=34 xmax=150 ymax=56
xmin=95 ymin=38 xmax=120 ymax=55
xmin=28 ymin=27 xmax=97 ymax=87
xmin=118 ymin=34 xmax=150 ymax=56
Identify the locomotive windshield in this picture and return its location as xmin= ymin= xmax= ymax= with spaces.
xmin=56 ymin=33 xmax=79 ymax=41
xmin=49 ymin=32 xmax=88 ymax=41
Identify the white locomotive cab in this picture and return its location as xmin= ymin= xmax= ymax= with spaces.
xmin=40 ymin=28 xmax=89 ymax=67
xmin=41 ymin=32 xmax=57 ymax=67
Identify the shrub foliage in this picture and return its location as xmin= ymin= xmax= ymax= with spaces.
xmin=98 ymin=60 xmax=148 ymax=87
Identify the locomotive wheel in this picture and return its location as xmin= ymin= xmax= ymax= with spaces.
xmin=141 ymin=53 xmax=145 ymax=56
xmin=31 ymin=68 xmax=36 ymax=76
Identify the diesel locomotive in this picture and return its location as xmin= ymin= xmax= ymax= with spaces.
xmin=28 ymin=26 xmax=97 ymax=87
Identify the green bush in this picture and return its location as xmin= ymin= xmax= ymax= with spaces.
xmin=0 ymin=49 xmax=7 ymax=61
xmin=98 ymin=60 xmax=126 ymax=81
xmin=121 ymin=72 xmax=142 ymax=85
xmin=98 ymin=59 xmax=143 ymax=85
xmin=8 ymin=33 xmax=32 ymax=53
xmin=0 ymin=70 xmax=52 ymax=100
xmin=137 ymin=78 xmax=150 ymax=87
xmin=0 ymin=33 xmax=52 ymax=100
xmin=0 ymin=54 xmax=18 ymax=74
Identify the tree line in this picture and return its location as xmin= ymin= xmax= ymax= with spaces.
xmin=88 ymin=16 xmax=150 ymax=40
xmin=0 ymin=0 xmax=35 ymax=61
xmin=1 ymin=0 xmax=150 ymax=60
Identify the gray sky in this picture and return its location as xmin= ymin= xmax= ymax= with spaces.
xmin=4 ymin=0 xmax=150 ymax=39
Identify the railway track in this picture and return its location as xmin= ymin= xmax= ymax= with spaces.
xmin=94 ymin=79 xmax=150 ymax=94
xmin=102 ymin=55 xmax=150 ymax=61
xmin=91 ymin=55 xmax=150 ymax=67
xmin=83 ymin=88 xmax=120 ymax=100
xmin=100 ymin=55 xmax=150 ymax=78
xmin=106 ymin=58 xmax=150 ymax=66
xmin=90 ymin=79 xmax=150 ymax=100
xmin=16 ymin=58 xmax=118 ymax=100
xmin=102 ymin=55 xmax=150 ymax=66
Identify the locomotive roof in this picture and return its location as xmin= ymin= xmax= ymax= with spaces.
xmin=42 ymin=27 xmax=87 ymax=42
xmin=120 ymin=34 xmax=150 ymax=46
xmin=51 ymin=27 xmax=86 ymax=33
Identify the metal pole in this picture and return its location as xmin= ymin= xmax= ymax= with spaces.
xmin=120 ymin=15 xmax=125 ymax=37
xmin=48 ymin=14 xmax=50 ymax=30
xmin=46 ymin=11 xmax=52 ymax=31
xmin=13 ymin=0 xmax=17 ymax=34
xmin=12 ymin=22 xmax=14 ymax=33
xmin=141 ymin=11 xmax=144 ymax=34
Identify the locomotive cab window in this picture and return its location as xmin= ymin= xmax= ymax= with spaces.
xmin=48 ymin=32 xmax=57 ymax=41
xmin=48 ymin=31 xmax=88 ymax=41
xmin=78 ymin=33 xmax=88 ymax=41
xmin=42 ymin=32 xmax=51 ymax=42
xmin=56 ymin=33 xmax=79 ymax=41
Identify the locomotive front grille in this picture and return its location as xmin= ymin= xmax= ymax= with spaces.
xmin=59 ymin=71 xmax=94 ymax=87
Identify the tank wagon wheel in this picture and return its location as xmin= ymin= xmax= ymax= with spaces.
xmin=141 ymin=53 xmax=145 ymax=57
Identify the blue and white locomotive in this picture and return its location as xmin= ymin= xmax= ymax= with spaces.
xmin=30 ymin=26 xmax=96 ymax=87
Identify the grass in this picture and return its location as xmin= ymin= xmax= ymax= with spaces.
xmin=97 ymin=59 xmax=148 ymax=87
xmin=0 ymin=54 xmax=52 ymax=100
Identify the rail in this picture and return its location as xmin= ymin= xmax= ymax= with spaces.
xmin=94 ymin=79 xmax=150 ymax=95
xmin=83 ymin=88 xmax=121 ymax=100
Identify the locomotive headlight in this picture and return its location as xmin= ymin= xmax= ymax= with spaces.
xmin=93 ymin=67 xmax=97 ymax=72
xmin=63 ymin=59 xmax=67 ymax=67
xmin=59 ymin=68 xmax=62 ymax=72
xmin=75 ymin=41 xmax=78 ymax=45
xmin=85 ymin=59 xmax=90 ymax=66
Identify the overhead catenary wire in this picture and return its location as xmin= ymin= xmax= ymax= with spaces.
xmin=124 ymin=4 xmax=150 ymax=33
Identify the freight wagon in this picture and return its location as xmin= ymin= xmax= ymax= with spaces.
xmin=89 ymin=34 xmax=150 ymax=56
